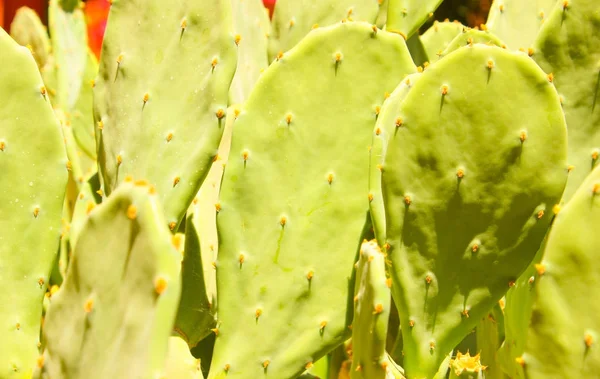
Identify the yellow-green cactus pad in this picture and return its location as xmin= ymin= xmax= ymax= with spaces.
xmin=381 ymin=44 xmax=567 ymax=378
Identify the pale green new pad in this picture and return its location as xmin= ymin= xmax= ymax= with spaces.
xmin=9 ymin=7 xmax=51 ymax=68
xmin=387 ymin=0 xmax=444 ymax=39
xmin=350 ymin=240 xmax=392 ymax=379
xmin=523 ymin=165 xmax=600 ymax=377
xmin=209 ymin=22 xmax=416 ymax=379
xmin=381 ymin=44 xmax=567 ymax=378
xmin=268 ymin=0 xmax=379 ymax=59
xmin=38 ymin=182 xmax=181 ymax=379
xmin=486 ymin=0 xmax=557 ymax=50
xmin=531 ymin=0 xmax=600 ymax=201
xmin=0 ymin=28 xmax=68 ymax=379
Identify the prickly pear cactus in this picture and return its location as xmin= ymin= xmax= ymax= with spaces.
xmin=379 ymin=44 xmax=568 ymax=378
xmin=37 ymin=181 xmax=181 ymax=379
xmin=440 ymin=28 xmax=505 ymax=57
xmin=209 ymin=22 xmax=416 ymax=379
xmin=486 ymin=0 xmax=557 ymax=50
xmin=93 ymin=0 xmax=237 ymax=228
xmin=369 ymin=72 xmax=421 ymax=246
xmin=476 ymin=304 xmax=504 ymax=379
xmin=9 ymin=7 xmax=51 ymax=68
xmin=180 ymin=108 xmax=239 ymax=348
xmin=350 ymin=240 xmax=392 ymax=379
xmin=70 ymin=51 xmax=99 ymax=161
xmin=376 ymin=0 xmax=389 ymax=28
xmin=522 ymin=164 xmax=600 ymax=376
xmin=268 ymin=0 xmax=379 ymax=60
xmin=387 ymin=0 xmax=444 ymax=39
xmin=420 ymin=20 xmax=464 ymax=62
xmin=48 ymin=0 xmax=88 ymax=111
xmin=162 ymin=337 xmax=204 ymax=379
xmin=0 ymin=28 xmax=68 ymax=378
xmin=174 ymin=197 xmax=219 ymax=348
xmin=496 ymin=242 xmax=545 ymax=379
xmin=531 ymin=0 xmax=600 ymax=201
xmin=230 ymin=0 xmax=270 ymax=104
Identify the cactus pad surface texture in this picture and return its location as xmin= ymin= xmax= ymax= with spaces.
xmin=387 ymin=0 xmax=444 ymax=39
xmin=268 ymin=0 xmax=379 ymax=60
xmin=93 ymin=0 xmax=237 ymax=228
xmin=522 ymin=165 xmax=600 ymax=377
xmin=380 ymin=44 xmax=568 ymax=378
xmin=209 ymin=21 xmax=416 ymax=379
xmin=37 ymin=181 xmax=181 ymax=379
xmin=350 ymin=240 xmax=393 ymax=379
xmin=531 ymin=0 xmax=600 ymax=201
xmin=486 ymin=0 xmax=557 ymax=50
xmin=0 ymin=28 xmax=68 ymax=379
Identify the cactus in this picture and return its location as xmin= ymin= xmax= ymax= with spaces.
xmin=268 ymin=0 xmax=379 ymax=60
xmin=93 ymin=0 xmax=238 ymax=229
xmin=180 ymin=0 xmax=273 ymax=342
xmin=496 ymin=243 xmax=544 ymax=379
xmin=209 ymin=21 xmax=415 ymax=379
xmin=370 ymin=72 xmax=421 ymax=246
xmin=440 ymin=28 xmax=505 ymax=57
xmin=5 ymin=1 xmax=600 ymax=378
xmin=376 ymin=0 xmax=390 ymax=28
xmin=378 ymin=44 xmax=568 ymax=378
xmin=486 ymin=0 xmax=556 ymax=50
xmin=387 ymin=0 xmax=444 ymax=39
xmin=37 ymin=181 xmax=181 ymax=379
xmin=350 ymin=240 xmax=392 ymax=379
xmin=174 ymin=197 xmax=219 ymax=348
xmin=521 ymin=164 xmax=600 ymax=376
xmin=163 ymin=337 xmax=204 ymax=379
xmin=230 ymin=0 xmax=270 ymax=104
xmin=475 ymin=304 xmax=504 ymax=379
xmin=48 ymin=0 xmax=88 ymax=112
xmin=530 ymin=0 xmax=600 ymax=201
xmin=420 ymin=20 xmax=464 ymax=62
xmin=0 ymin=28 xmax=68 ymax=378
xmin=9 ymin=7 xmax=51 ymax=68
xmin=70 ymin=51 xmax=99 ymax=161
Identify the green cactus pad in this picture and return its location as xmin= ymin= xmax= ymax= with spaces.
xmin=531 ymin=0 xmax=600 ymax=201
xmin=162 ymin=337 xmax=204 ymax=379
xmin=375 ymin=0 xmax=389 ymax=28
xmin=48 ymin=0 xmax=88 ymax=111
xmin=369 ymin=72 xmax=421 ymax=246
xmin=381 ymin=44 xmax=567 ymax=378
xmin=486 ymin=0 xmax=557 ymax=50
xmin=387 ymin=0 xmax=444 ymax=39
xmin=93 ymin=0 xmax=237 ymax=228
xmin=71 ymin=50 xmax=99 ymax=160
xmin=440 ymin=28 xmax=505 ymax=57
xmin=350 ymin=240 xmax=392 ymax=379
xmin=174 ymin=201 xmax=218 ymax=348
xmin=268 ymin=0 xmax=379 ymax=59
xmin=476 ymin=304 xmax=504 ymax=379
xmin=230 ymin=0 xmax=270 ymax=104
xmin=420 ymin=20 xmax=464 ymax=62
xmin=9 ymin=7 xmax=51 ymax=68
xmin=209 ymin=22 xmax=416 ymax=379
xmin=496 ymin=242 xmax=545 ymax=379
xmin=175 ymin=107 xmax=239 ymax=349
xmin=0 ymin=28 xmax=68 ymax=379
xmin=522 ymin=166 xmax=600 ymax=377
xmin=38 ymin=181 xmax=181 ymax=379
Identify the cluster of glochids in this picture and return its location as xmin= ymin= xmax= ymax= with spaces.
xmin=1 ymin=0 xmax=599 ymax=378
